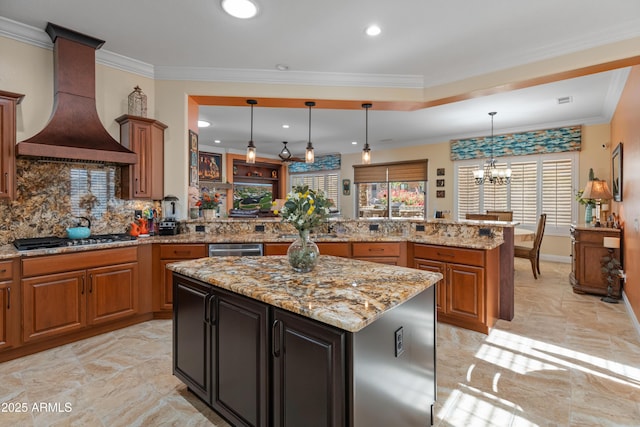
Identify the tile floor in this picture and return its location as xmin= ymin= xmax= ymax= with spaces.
xmin=1 ymin=259 xmax=639 ymax=426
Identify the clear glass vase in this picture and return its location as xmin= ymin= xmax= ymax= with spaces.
xmin=287 ymin=229 xmax=320 ymax=273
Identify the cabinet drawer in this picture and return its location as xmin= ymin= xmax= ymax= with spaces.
xmin=352 ymin=242 xmax=400 ymax=257
xmin=0 ymin=260 xmax=13 ymax=280
xmin=413 ymin=244 xmax=484 ymax=267
xmin=160 ymin=244 xmax=206 ymax=259
xmin=22 ymin=247 xmax=137 ymax=278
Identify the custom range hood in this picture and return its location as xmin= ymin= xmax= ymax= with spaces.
xmin=16 ymin=23 xmax=137 ymax=165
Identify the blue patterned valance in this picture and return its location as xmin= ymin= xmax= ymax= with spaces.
xmin=450 ymin=126 xmax=581 ymax=161
xmin=288 ymin=154 xmax=341 ymax=173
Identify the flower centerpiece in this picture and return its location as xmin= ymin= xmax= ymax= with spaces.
xmin=197 ymin=192 xmax=221 ymax=219
xmin=275 ymin=185 xmax=332 ymax=272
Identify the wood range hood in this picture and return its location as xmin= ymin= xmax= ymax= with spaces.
xmin=16 ymin=23 xmax=137 ymax=165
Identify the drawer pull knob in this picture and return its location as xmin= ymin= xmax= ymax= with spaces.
xmin=437 ymin=252 xmax=455 ymax=258
xmin=174 ymin=251 xmax=190 ymax=255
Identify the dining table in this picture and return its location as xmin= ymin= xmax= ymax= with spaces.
xmin=514 ymin=227 xmax=535 ymax=243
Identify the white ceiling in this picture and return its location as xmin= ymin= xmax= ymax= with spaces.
xmin=2 ymin=0 xmax=639 ymax=157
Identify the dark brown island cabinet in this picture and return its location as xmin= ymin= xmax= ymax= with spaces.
xmin=172 ymin=272 xmax=436 ymax=427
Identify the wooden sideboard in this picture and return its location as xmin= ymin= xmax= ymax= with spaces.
xmin=570 ymin=225 xmax=622 ymax=297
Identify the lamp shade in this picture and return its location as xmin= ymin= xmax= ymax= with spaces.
xmin=603 ymin=237 xmax=620 ymax=249
xmin=582 ymin=179 xmax=613 ymax=200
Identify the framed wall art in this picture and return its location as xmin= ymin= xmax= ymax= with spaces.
xmin=342 ymin=179 xmax=351 ymax=195
xmin=436 ymin=179 xmax=445 ymax=187
xmin=436 ymin=190 xmax=445 ymax=198
xmin=612 ymin=142 xmax=623 ymax=202
xmin=199 ymin=151 xmax=222 ymax=182
xmin=188 ymin=130 xmax=198 ymax=186
xmin=436 ymin=168 xmax=445 ymax=176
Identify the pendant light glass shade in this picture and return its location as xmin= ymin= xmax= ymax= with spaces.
xmin=362 ymin=103 xmax=372 ymax=164
xmin=473 ymin=112 xmax=511 ymax=185
xmin=246 ymin=99 xmax=257 ymax=164
xmin=305 ymin=101 xmax=315 ymax=163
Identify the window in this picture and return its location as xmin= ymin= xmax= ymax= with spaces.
xmin=455 ymin=152 xmax=577 ymax=235
xmin=70 ymin=165 xmax=117 ymax=218
xmin=290 ymin=171 xmax=340 ymax=210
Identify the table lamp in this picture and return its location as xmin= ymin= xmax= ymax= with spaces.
xmin=601 ymin=236 xmax=621 ymax=304
xmin=582 ymin=179 xmax=613 ymax=227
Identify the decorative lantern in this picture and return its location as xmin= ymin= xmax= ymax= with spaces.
xmin=128 ymin=85 xmax=147 ymax=117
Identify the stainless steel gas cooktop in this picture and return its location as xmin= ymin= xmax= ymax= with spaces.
xmin=13 ymin=234 xmax=135 ymax=251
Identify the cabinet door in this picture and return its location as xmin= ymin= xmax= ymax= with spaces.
xmin=415 ymin=259 xmax=447 ymax=313
xmin=130 ymin=121 xmax=152 ymax=198
xmin=0 ymin=95 xmax=18 ymax=200
xmin=0 ymin=281 xmax=14 ymax=350
xmin=272 ymin=308 xmax=346 ymax=427
xmin=213 ymin=290 xmax=269 ymax=427
xmin=173 ymin=274 xmax=211 ymax=403
xmin=447 ymin=263 xmax=484 ymax=322
xmin=22 ymin=271 xmax=86 ymax=342
xmin=87 ymin=263 xmax=138 ymax=325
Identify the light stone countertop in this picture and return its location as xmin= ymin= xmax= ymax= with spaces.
xmin=167 ymin=255 xmax=441 ymax=332
xmin=0 ymin=225 xmax=505 ymax=260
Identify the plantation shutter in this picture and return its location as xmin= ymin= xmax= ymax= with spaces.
xmin=457 ymin=164 xmax=479 ymax=220
xmin=542 ymin=158 xmax=573 ymax=227
xmin=483 ymin=161 xmax=509 ymax=211
xmin=510 ymin=161 xmax=538 ymax=225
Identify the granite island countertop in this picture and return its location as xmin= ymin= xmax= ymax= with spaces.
xmin=167 ymin=255 xmax=442 ymax=333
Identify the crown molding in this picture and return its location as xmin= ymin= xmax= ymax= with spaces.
xmin=154 ymin=66 xmax=424 ymax=88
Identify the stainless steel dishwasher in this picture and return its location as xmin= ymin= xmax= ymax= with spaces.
xmin=208 ymin=243 xmax=263 ymax=257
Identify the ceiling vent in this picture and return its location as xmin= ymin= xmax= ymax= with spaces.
xmin=557 ymin=96 xmax=573 ymax=105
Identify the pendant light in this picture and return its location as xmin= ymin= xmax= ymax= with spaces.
xmin=246 ymin=99 xmax=257 ymax=164
xmin=473 ymin=112 xmax=511 ymax=185
xmin=361 ymin=103 xmax=372 ymax=164
xmin=305 ymin=101 xmax=316 ymax=163
xmin=278 ymin=141 xmax=292 ymax=160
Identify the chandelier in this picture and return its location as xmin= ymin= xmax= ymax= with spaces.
xmin=473 ymin=112 xmax=511 ymax=185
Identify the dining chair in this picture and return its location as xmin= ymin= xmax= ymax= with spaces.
xmin=465 ymin=213 xmax=500 ymax=220
xmin=486 ymin=210 xmax=513 ymax=221
xmin=514 ymin=213 xmax=547 ymax=279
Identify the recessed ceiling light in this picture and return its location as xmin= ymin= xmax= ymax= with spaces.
xmin=352 ymin=141 xmax=358 ymax=145
xmin=282 ymin=124 xmax=290 ymax=129
xmin=214 ymin=140 xmax=221 ymax=143
xmin=198 ymin=120 xmax=210 ymax=128
xmin=275 ymin=64 xmax=289 ymax=71
xmin=221 ymin=0 xmax=258 ymax=19
xmin=365 ymin=24 xmax=381 ymax=37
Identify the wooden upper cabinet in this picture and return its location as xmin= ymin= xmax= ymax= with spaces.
xmin=116 ymin=114 xmax=167 ymax=200
xmin=0 ymin=91 xmax=25 ymax=200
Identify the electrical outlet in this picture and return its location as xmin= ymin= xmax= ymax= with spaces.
xmin=394 ymin=327 xmax=404 ymax=357
xmin=369 ymin=224 xmax=379 ymax=232
xmin=134 ymin=210 xmax=142 ymax=219
xmin=416 ymin=224 xmax=425 ymax=232
xmin=255 ymin=225 xmax=265 ymax=232
xmin=479 ymin=228 xmax=492 ymax=237
xmin=195 ymin=225 xmax=205 ymax=232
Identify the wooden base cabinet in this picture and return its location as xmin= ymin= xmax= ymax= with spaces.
xmin=272 ymin=308 xmax=345 ymax=427
xmin=21 ymin=247 xmax=139 ymax=343
xmin=412 ymin=243 xmax=499 ymax=334
xmin=0 ymin=259 xmax=19 ymax=351
xmin=570 ymin=225 xmax=622 ymax=297
xmin=153 ymin=244 xmax=207 ymax=314
xmin=173 ymin=274 xmax=269 ymax=427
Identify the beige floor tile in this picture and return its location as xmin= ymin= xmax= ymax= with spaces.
xmin=1 ymin=260 xmax=639 ymax=426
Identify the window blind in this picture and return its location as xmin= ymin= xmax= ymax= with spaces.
xmin=542 ymin=158 xmax=573 ymax=228
xmin=353 ymin=160 xmax=427 ymax=183
xmin=510 ymin=161 xmax=538 ymax=225
xmin=290 ymin=172 xmax=339 ymax=208
xmin=456 ymin=164 xmax=479 ymax=220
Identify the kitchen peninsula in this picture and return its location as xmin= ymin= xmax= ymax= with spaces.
xmin=168 ymin=255 xmax=441 ymax=427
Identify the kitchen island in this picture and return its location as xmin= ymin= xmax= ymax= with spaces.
xmin=168 ymin=255 xmax=441 ymax=427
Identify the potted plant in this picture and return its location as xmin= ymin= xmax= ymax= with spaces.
xmin=197 ymin=192 xmax=221 ymax=219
